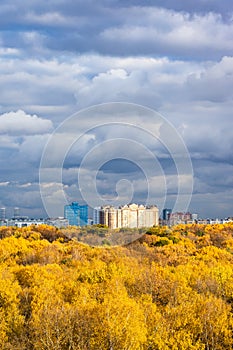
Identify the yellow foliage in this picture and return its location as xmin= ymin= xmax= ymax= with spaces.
xmin=0 ymin=223 xmax=232 ymax=349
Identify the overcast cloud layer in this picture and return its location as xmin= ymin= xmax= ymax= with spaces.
xmin=0 ymin=0 xmax=232 ymax=219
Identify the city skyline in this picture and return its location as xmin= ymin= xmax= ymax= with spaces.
xmin=0 ymin=1 xmax=232 ymax=218
xmin=0 ymin=201 xmax=232 ymax=222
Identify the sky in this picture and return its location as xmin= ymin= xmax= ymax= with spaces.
xmin=0 ymin=0 xmax=233 ymax=219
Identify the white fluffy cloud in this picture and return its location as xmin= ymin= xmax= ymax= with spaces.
xmin=0 ymin=110 xmax=53 ymax=135
xmin=100 ymin=10 xmax=233 ymax=56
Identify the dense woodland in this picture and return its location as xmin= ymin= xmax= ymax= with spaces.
xmin=1 ymin=223 xmax=233 ymax=349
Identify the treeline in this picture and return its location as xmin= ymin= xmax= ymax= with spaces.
xmin=0 ymin=223 xmax=233 ymax=349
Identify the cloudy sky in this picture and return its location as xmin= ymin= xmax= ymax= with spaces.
xmin=0 ymin=0 xmax=232 ymax=219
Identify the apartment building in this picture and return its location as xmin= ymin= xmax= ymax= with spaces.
xmin=94 ymin=203 xmax=159 ymax=229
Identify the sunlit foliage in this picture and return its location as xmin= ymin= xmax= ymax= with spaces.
xmin=0 ymin=223 xmax=233 ymax=349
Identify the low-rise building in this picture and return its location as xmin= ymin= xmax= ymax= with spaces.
xmin=6 ymin=218 xmax=45 ymax=228
xmin=46 ymin=217 xmax=69 ymax=228
xmin=168 ymin=212 xmax=192 ymax=226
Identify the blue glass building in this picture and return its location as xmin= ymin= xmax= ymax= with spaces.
xmin=64 ymin=202 xmax=88 ymax=226
xmin=162 ymin=208 xmax=172 ymax=221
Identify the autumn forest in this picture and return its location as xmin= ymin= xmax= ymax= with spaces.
xmin=1 ymin=223 xmax=233 ymax=349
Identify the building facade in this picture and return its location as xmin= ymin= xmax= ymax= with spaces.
xmin=6 ymin=218 xmax=45 ymax=228
xmin=168 ymin=212 xmax=192 ymax=226
xmin=64 ymin=202 xmax=88 ymax=226
xmin=162 ymin=208 xmax=172 ymax=221
xmin=0 ymin=207 xmax=6 ymax=221
xmin=46 ymin=217 xmax=69 ymax=228
xmin=94 ymin=203 xmax=159 ymax=229
xmin=13 ymin=207 xmax=20 ymax=218
xmin=93 ymin=207 xmax=101 ymax=225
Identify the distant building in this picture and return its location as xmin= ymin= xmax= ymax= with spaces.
xmin=88 ymin=218 xmax=93 ymax=226
xmin=0 ymin=220 xmax=7 ymax=227
xmin=13 ymin=207 xmax=20 ymax=218
xmin=0 ymin=207 xmax=6 ymax=220
xmin=93 ymin=207 xmax=102 ymax=225
xmin=168 ymin=212 xmax=192 ymax=225
xmin=46 ymin=217 xmax=69 ymax=228
xmin=7 ymin=218 xmax=45 ymax=228
xmin=94 ymin=203 xmax=159 ymax=229
xmin=64 ymin=202 xmax=88 ymax=226
xmin=191 ymin=213 xmax=198 ymax=221
xmin=162 ymin=208 xmax=172 ymax=221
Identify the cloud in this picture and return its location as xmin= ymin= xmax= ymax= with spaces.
xmin=19 ymin=134 xmax=51 ymax=164
xmin=186 ymin=56 xmax=233 ymax=102
xmin=0 ymin=110 xmax=53 ymax=135
xmin=73 ymin=55 xmax=233 ymax=114
xmin=0 ymin=57 xmax=78 ymax=119
xmin=0 ymin=181 xmax=9 ymax=186
xmin=0 ymin=53 xmax=231 ymax=218
xmin=190 ymin=190 xmax=233 ymax=219
xmin=98 ymin=10 xmax=233 ymax=58
xmin=1 ymin=3 xmax=233 ymax=59
xmin=25 ymin=11 xmax=74 ymax=27
xmin=0 ymin=180 xmax=46 ymax=217
xmin=0 ymin=53 xmax=230 ymax=120
xmin=0 ymin=1 xmax=232 ymax=218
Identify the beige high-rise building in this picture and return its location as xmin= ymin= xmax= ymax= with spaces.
xmin=96 ymin=203 xmax=159 ymax=229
